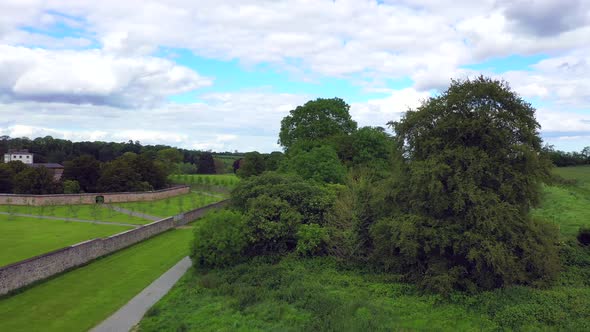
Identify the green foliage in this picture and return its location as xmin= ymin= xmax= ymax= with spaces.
xmin=578 ymin=227 xmax=590 ymax=246
xmin=63 ymin=180 xmax=81 ymax=194
xmin=13 ymin=166 xmax=58 ymax=194
xmin=283 ymin=145 xmax=346 ymax=184
xmin=278 ymin=97 xmax=357 ymax=150
xmin=377 ymin=77 xmax=559 ymax=291
xmin=245 ymin=195 xmax=302 ymax=254
xmin=324 ymin=171 xmax=382 ymax=261
xmin=263 ymin=151 xmax=284 ymax=171
xmin=96 ymin=153 xmax=167 ymax=192
xmin=236 ymin=151 xmax=266 ymax=178
xmin=337 ymin=126 xmax=393 ymax=172
xmin=196 ymin=153 xmax=216 ymax=174
xmin=191 ymin=211 xmax=249 ymax=268
xmin=0 ymin=163 xmax=15 ymax=193
xmin=62 ymin=155 xmax=101 ymax=192
xmin=231 ymin=172 xmax=336 ymax=225
xmin=296 ymin=223 xmax=328 ymax=257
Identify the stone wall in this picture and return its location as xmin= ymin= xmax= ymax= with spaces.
xmin=0 ymin=186 xmax=190 ymax=206
xmin=0 ymin=199 xmax=228 ymax=296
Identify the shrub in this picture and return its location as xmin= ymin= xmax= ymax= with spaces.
xmin=578 ymin=227 xmax=590 ymax=246
xmin=245 ymin=195 xmax=302 ymax=255
xmin=296 ymin=224 xmax=328 ymax=257
xmin=63 ymin=180 xmax=81 ymax=194
xmin=191 ymin=210 xmax=249 ymax=269
xmin=231 ymin=172 xmax=336 ymax=225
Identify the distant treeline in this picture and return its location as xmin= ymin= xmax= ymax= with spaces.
xmin=0 ymin=135 xmax=243 ymax=165
xmin=544 ymin=145 xmax=590 ymax=167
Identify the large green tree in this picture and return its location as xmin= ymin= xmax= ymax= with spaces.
xmin=278 ymin=98 xmax=357 ymax=150
xmin=372 ymin=77 xmax=559 ymax=292
xmin=13 ymin=166 xmax=57 ymax=194
xmin=0 ymin=164 xmax=15 ymax=193
xmin=63 ymin=155 xmax=101 ymax=192
xmin=237 ymin=152 xmax=266 ymax=178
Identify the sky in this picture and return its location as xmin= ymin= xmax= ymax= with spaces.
xmin=0 ymin=0 xmax=589 ymax=153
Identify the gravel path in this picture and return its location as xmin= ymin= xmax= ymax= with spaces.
xmin=90 ymin=256 xmax=192 ymax=332
xmin=101 ymin=205 xmax=160 ymax=222
xmin=0 ymin=211 xmax=139 ymax=228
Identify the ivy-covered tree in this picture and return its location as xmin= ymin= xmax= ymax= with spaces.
xmin=373 ymin=76 xmax=559 ymax=292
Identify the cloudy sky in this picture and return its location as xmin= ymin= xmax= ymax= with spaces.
xmin=1 ymin=0 xmax=589 ymax=152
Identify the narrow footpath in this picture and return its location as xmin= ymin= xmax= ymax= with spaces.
xmin=0 ymin=211 xmax=140 ymax=228
xmin=90 ymin=256 xmax=192 ymax=332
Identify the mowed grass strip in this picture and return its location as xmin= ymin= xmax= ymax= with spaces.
xmin=0 ymin=228 xmax=193 ymax=332
xmin=114 ymin=192 xmax=221 ymax=217
xmin=0 ymin=204 xmax=150 ymax=224
xmin=169 ymin=174 xmax=240 ymax=188
xmin=0 ymin=215 xmax=131 ymax=267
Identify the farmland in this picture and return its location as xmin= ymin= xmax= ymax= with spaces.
xmin=169 ymin=174 xmax=240 ymax=189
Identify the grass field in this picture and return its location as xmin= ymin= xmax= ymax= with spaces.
xmin=0 ymin=215 xmax=130 ymax=267
xmin=0 ymin=228 xmax=193 ymax=332
xmin=114 ymin=192 xmax=222 ymax=217
xmin=138 ymin=166 xmax=590 ymax=331
xmin=169 ymin=174 xmax=240 ymax=189
xmin=533 ymin=165 xmax=590 ymax=237
xmin=554 ymin=165 xmax=590 ymax=191
xmin=0 ymin=204 xmax=150 ymax=224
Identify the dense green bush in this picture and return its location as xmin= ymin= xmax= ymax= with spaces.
xmin=63 ymin=180 xmax=81 ymax=194
xmin=245 ymin=195 xmax=302 ymax=254
xmin=231 ymin=172 xmax=336 ymax=225
xmin=578 ymin=227 xmax=590 ymax=246
xmin=282 ymin=145 xmax=346 ymax=184
xmin=296 ymin=224 xmax=329 ymax=257
xmin=191 ymin=210 xmax=249 ymax=268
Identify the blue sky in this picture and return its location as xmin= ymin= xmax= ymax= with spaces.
xmin=0 ymin=0 xmax=589 ymax=152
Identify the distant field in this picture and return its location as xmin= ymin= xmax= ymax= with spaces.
xmin=0 ymin=204 xmax=150 ymax=224
xmin=533 ymin=165 xmax=590 ymax=238
xmin=554 ymin=165 xmax=590 ymax=190
xmin=0 ymin=228 xmax=193 ymax=332
xmin=0 ymin=215 xmax=130 ymax=267
xmin=114 ymin=192 xmax=222 ymax=218
xmin=169 ymin=174 xmax=239 ymax=189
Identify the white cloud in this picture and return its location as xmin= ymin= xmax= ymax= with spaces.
xmin=0 ymin=45 xmax=212 ymax=107
xmin=351 ymin=88 xmax=431 ymax=127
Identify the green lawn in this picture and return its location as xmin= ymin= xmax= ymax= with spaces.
xmin=0 ymin=228 xmax=193 ymax=332
xmin=114 ymin=192 xmax=223 ymax=217
xmin=554 ymin=165 xmax=590 ymax=191
xmin=0 ymin=204 xmax=150 ymax=224
xmin=0 ymin=215 xmax=131 ymax=267
xmin=170 ymin=174 xmax=240 ymax=189
xmin=533 ymin=185 xmax=590 ymax=237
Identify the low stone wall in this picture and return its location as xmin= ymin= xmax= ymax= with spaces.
xmin=0 ymin=186 xmax=190 ymax=206
xmin=0 ymin=199 xmax=229 ymax=296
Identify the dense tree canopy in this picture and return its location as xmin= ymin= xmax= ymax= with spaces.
xmin=63 ymin=155 xmax=101 ymax=192
xmin=13 ymin=166 xmax=58 ymax=194
xmin=197 ymin=152 xmax=216 ymax=174
xmin=237 ymin=152 xmax=266 ymax=178
xmin=278 ymin=98 xmax=357 ymax=150
xmin=374 ymin=77 xmax=559 ymax=291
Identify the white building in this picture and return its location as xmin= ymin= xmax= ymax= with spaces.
xmin=3 ymin=149 xmax=34 ymax=164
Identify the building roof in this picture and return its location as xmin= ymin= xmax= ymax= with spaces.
xmin=5 ymin=149 xmax=32 ymax=155
xmin=29 ymin=163 xmax=64 ymax=169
